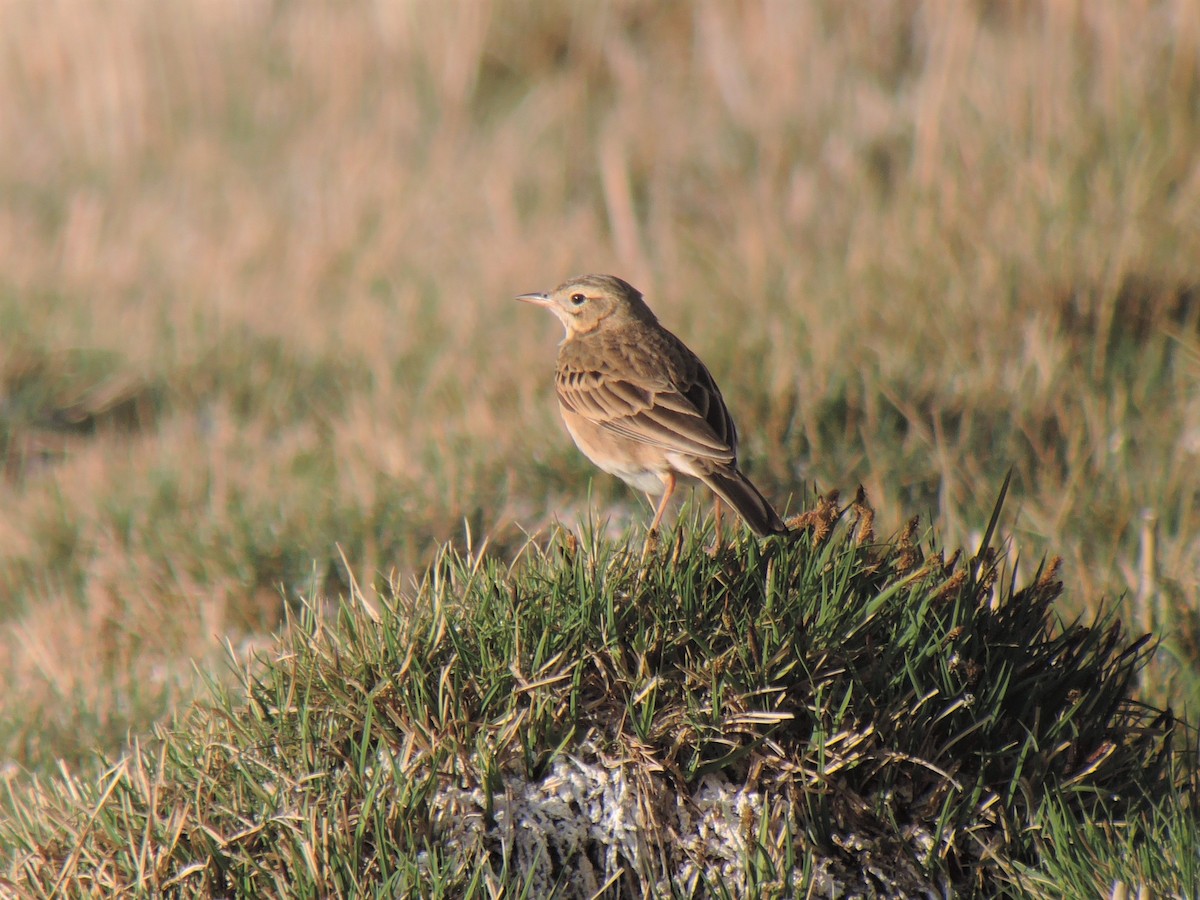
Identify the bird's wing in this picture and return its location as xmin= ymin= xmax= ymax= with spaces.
xmin=556 ymin=346 xmax=737 ymax=464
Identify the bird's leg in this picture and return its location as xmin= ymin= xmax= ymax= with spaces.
xmin=710 ymin=498 xmax=724 ymax=554
xmin=647 ymin=472 xmax=676 ymax=533
xmin=642 ymin=472 xmax=676 ymax=557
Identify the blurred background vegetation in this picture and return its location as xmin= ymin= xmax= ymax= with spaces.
xmin=0 ymin=0 xmax=1198 ymax=776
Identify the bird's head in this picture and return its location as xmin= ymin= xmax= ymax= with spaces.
xmin=516 ymin=273 xmax=656 ymax=338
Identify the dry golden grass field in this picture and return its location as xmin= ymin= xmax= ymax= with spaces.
xmin=1 ymin=0 xmax=1198 ymax=791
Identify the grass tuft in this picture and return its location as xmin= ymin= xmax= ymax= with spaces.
xmin=2 ymin=493 xmax=1192 ymax=897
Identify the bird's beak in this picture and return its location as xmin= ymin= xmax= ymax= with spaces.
xmin=515 ymin=291 xmax=552 ymax=307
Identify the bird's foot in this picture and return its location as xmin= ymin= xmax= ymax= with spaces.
xmin=641 ymin=527 xmax=661 ymax=561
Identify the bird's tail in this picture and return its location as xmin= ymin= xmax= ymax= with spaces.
xmin=700 ymin=466 xmax=789 ymax=537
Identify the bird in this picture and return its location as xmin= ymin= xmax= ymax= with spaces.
xmin=517 ymin=273 xmax=788 ymax=541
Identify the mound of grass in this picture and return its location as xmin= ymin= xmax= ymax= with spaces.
xmin=2 ymin=491 xmax=1192 ymax=897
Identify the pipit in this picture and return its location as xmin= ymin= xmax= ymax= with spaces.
xmin=518 ymin=273 xmax=788 ymax=541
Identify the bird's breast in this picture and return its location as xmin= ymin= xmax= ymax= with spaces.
xmin=558 ymin=407 xmax=670 ymax=494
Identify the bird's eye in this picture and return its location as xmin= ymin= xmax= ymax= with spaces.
xmin=569 ymin=293 xmax=587 ymax=306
